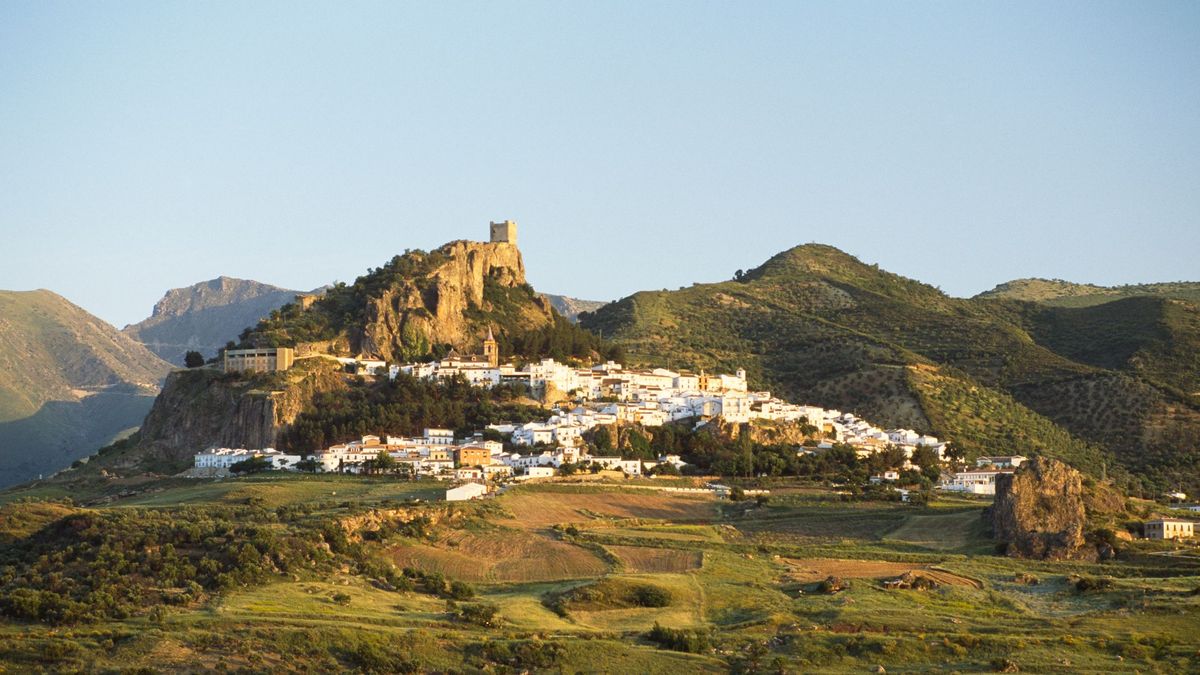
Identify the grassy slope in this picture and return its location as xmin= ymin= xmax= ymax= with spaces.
xmin=582 ymin=244 xmax=1200 ymax=491
xmin=7 ymin=478 xmax=1198 ymax=672
xmin=977 ymin=278 xmax=1200 ymax=308
xmin=3 ymin=478 xmax=1200 ymax=672
xmin=0 ymin=289 xmax=172 ymax=487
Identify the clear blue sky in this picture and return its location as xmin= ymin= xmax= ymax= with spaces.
xmin=2 ymin=1 xmax=1197 ymax=328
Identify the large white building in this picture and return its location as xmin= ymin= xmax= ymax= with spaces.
xmin=193 ymin=448 xmax=302 ymax=471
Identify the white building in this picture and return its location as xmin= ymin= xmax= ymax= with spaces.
xmin=1144 ymin=519 xmax=1194 ymax=540
xmin=941 ymin=469 xmax=1012 ymax=495
xmin=194 ymin=448 xmax=302 ymax=471
xmin=446 ymin=482 xmax=489 ymax=501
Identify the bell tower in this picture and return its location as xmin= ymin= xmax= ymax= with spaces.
xmin=482 ymin=326 xmax=499 ymax=367
xmin=489 ymin=220 xmax=517 ymax=245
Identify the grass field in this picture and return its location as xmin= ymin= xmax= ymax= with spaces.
xmin=883 ymin=507 xmax=992 ymax=553
xmin=2 ymin=475 xmax=1199 ymax=673
xmin=608 ymin=545 xmax=704 ymax=573
xmin=389 ymin=528 xmax=612 ymax=582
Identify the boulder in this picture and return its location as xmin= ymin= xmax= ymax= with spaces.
xmin=990 ymin=457 xmax=1096 ymax=561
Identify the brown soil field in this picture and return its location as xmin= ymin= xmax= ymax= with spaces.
xmin=608 ymin=545 xmax=703 ymax=573
xmin=782 ymin=558 xmax=981 ymax=588
xmin=500 ymin=490 xmax=718 ymax=529
xmin=390 ymin=529 xmax=610 ymax=582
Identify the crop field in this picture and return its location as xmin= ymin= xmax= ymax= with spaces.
xmin=499 ymin=486 xmax=720 ymax=528
xmin=782 ymin=557 xmax=981 ymax=587
xmin=389 ymin=528 xmax=611 ymax=582
xmin=608 ymin=544 xmax=704 ymax=573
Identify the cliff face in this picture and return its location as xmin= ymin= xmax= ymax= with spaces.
xmin=990 ymin=457 xmax=1095 ymax=561
xmin=354 ymin=240 xmax=554 ymax=361
xmin=126 ymin=365 xmax=346 ymax=471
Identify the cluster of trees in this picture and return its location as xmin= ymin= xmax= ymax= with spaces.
xmin=576 ymin=420 xmax=943 ymax=483
xmin=0 ymin=506 xmax=337 ymax=625
xmin=278 ymin=374 xmax=546 ymax=454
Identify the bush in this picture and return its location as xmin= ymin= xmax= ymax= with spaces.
xmin=452 ymin=601 xmax=500 ymax=627
xmin=1074 ymin=575 xmax=1105 ymax=594
xmin=646 ymin=623 xmax=710 ymax=653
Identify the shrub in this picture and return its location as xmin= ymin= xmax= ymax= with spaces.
xmin=646 ymin=623 xmax=710 ymax=653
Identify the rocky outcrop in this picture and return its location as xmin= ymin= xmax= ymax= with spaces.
xmin=125 ymin=364 xmax=346 ymax=472
xmin=355 ymin=240 xmax=555 ymax=361
xmin=990 ymin=457 xmax=1096 ymax=561
xmin=542 ymin=294 xmax=607 ymax=322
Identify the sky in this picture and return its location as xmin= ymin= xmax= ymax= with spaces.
xmin=1 ymin=1 xmax=1197 ymax=328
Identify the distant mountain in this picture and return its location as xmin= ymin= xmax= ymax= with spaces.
xmin=0 ymin=290 xmax=171 ymax=488
xmin=123 ymin=277 xmax=308 ymax=364
xmin=583 ymin=244 xmax=1200 ymax=496
xmin=977 ymin=278 xmax=1200 ymax=308
xmin=542 ymin=294 xmax=607 ymax=322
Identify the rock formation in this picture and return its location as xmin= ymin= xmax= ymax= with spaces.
xmin=990 ymin=457 xmax=1096 ymax=561
xmin=354 ymin=240 xmax=555 ymax=361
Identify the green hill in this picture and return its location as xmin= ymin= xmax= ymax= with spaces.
xmin=0 ymin=290 xmax=170 ymax=487
xmin=977 ymin=278 xmax=1200 ymax=308
xmin=582 ymin=244 xmax=1200 ymax=494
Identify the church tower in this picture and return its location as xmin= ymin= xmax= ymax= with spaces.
xmin=489 ymin=220 xmax=517 ymax=245
xmin=482 ymin=326 xmax=499 ymax=367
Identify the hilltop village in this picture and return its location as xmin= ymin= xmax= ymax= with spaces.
xmin=191 ymin=224 xmax=1061 ymax=502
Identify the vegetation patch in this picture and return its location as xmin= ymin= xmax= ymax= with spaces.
xmin=544 ymin=578 xmax=673 ymax=616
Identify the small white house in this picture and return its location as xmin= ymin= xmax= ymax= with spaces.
xmin=446 ymin=482 xmax=488 ymax=502
xmin=524 ymin=466 xmax=556 ymax=479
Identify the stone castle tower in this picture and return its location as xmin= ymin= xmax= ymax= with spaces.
xmin=489 ymin=220 xmax=517 ymax=246
xmin=482 ymin=326 xmax=499 ymax=367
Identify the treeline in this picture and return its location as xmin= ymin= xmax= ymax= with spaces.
xmin=278 ymin=374 xmax=547 ymax=454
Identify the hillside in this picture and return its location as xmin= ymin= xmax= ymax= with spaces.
xmin=0 ymin=290 xmax=170 ymax=487
xmin=82 ymin=234 xmax=617 ymax=477
xmin=543 ymin=294 xmax=607 ymax=322
xmin=123 ymin=276 xmax=310 ymax=363
xmin=582 ymin=244 xmax=1200 ymax=494
xmin=977 ymin=278 xmax=1200 ymax=308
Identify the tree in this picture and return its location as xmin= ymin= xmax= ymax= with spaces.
xmin=184 ymin=351 xmax=205 ymax=368
xmin=229 ymin=456 xmax=271 ymax=474
xmin=593 ymin=426 xmax=614 ymax=452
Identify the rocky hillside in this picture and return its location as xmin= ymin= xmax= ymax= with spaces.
xmin=582 ymin=244 xmax=1200 ymax=495
xmin=241 ymin=239 xmax=614 ymax=364
xmin=123 ymin=277 xmax=308 ymax=363
xmin=977 ymin=278 xmax=1200 ymax=308
xmin=542 ymin=294 xmax=607 ymax=323
xmin=0 ymin=290 xmax=170 ymax=487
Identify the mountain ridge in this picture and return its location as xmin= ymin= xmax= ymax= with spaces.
xmin=0 ymin=289 xmax=171 ymax=487
xmin=123 ymin=277 xmax=310 ymax=363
